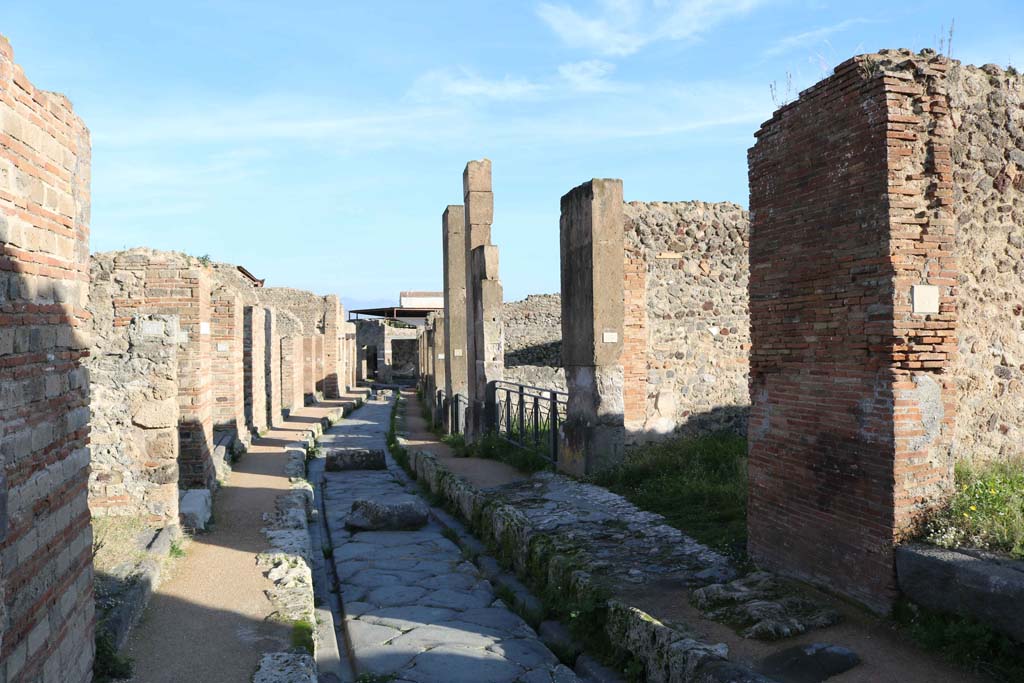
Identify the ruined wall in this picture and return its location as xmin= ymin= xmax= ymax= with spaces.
xmin=278 ymin=310 xmax=304 ymax=414
xmin=391 ymin=338 xmax=419 ymax=379
xmin=210 ymin=285 xmax=247 ymax=462
xmin=502 ymin=294 xmax=566 ymax=391
xmin=949 ymin=64 xmax=1024 ymax=462
xmin=622 ymin=201 xmax=750 ymax=440
xmin=264 ymin=307 xmax=281 ymax=428
xmin=322 ymin=295 xmax=341 ymax=398
xmin=86 ymin=307 xmax=180 ymax=526
xmin=244 ymin=306 xmax=267 ymax=434
xmin=91 ymin=250 xmax=215 ymax=491
xmin=0 ymin=35 xmax=94 ymax=681
xmin=257 ymin=287 xmax=328 ymax=335
xmin=746 ymin=50 xmax=964 ymax=611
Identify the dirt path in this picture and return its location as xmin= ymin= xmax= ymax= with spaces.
xmin=400 ymin=390 xmax=527 ymax=489
xmin=123 ymin=399 xmax=353 ymax=683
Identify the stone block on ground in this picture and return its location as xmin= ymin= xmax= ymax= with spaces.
xmin=345 ymin=497 xmax=429 ymax=531
xmin=253 ymin=652 xmax=317 ymax=683
xmin=325 ymin=448 xmax=386 ymax=471
xmin=179 ymin=489 xmax=213 ymax=530
xmin=896 ymin=543 xmax=1024 ymax=643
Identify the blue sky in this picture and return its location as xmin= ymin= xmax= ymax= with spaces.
xmin=3 ymin=1 xmax=1022 ymax=310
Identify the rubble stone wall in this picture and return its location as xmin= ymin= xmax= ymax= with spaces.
xmin=948 ymin=63 xmax=1024 ymax=462
xmin=256 ymin=287 xmax=328 ymax=335
xmin=622 ymin=201 xmax=750 ymax=441
xmin=502 ymin=294 xmax=566 ymax=391
xmin=86 ymin=310 xmax=180 ymax=526
xmin=0 ymin=35 xmax=95 ymax=681
xmin=90 ymin=250 xmax=215 ymax=491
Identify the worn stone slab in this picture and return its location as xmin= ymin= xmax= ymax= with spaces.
xmin=345 ymin=498 xmax=429 ymax=531
xmin=757 ymin=643 xmax=861 ymax=683
xmin=317 ymin=399 xmax=578 ymax=682
xmin=179 ymin=489 xmax=212 ymax=530
xmin=896 ymin=543 xmax=1024 ymax=643
xmin=325 ymin=447 xmax=386 ymax=471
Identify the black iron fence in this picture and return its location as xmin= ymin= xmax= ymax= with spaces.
xmin=491 ymin=380 xmax=567 ymax=462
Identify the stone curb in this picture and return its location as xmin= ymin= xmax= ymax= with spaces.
xmin=99 ymin=524 xmax=181 ymax=651
xmin=402 ymin=448 xmax=775 ymax=683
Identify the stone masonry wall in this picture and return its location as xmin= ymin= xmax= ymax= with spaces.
xmin=210 ymin=284 xmax=247 ymax=457
xmin=257 ymin=287 xmax=328 ymax=335
xmin=244 ymin=306 xmax=267 ymax=434
xmin=278 ymin=310 xmax=304 ymax=414
xmin=502 ymin=294 xmax=566 ymax=391
xmin=0 ymin=35 xmax=95 ymax=681
xmin=264 ymin=307 xmax=281 ymax=428
xmin=90 ymin=250 xmax=215 ymax=491
xmin=86 ymin=303 xmax=180 ymax=527
xmin=948 ymin=63 xmax=1024 ymax=462
xmin=622 ymin=201 xmax=750 ymax=441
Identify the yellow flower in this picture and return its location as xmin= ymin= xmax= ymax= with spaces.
xmin=963 ymin=512 xmax=970 ymax=518
xmin=970 ymin=505 xmax=977 ymax=511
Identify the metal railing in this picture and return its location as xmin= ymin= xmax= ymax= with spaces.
xmin=492 ymin=380 xmax=567 ymax=462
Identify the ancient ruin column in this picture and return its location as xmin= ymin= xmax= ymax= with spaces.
xmin=264 ymin=307 xmax=281 ymax=428
xmin=432 ymin=314 xmax=448 ymax=422
xmin=470 ymin=245 xmax=504 ymax=434
xmin=314 ymin=334 xmax=325 ymax=396
xmin=344 ymin=322 xmax=357 ymax=390
xmin=746 ymin=52 xmax=962 ymax=612
xmin=463 ymin=159 xmax=493 ymax=439
xmin=442 ymin=205 xmax=469 ymax=429
xmin=210 ymin=285 xmax=248 ymax=461
xmin=559 ymin=179 xmax=626 ymax=476
xmin=244 ymin=306 xmax=268 ymax=434
xmin=323 ymin=295 xmax=342 ymax=398
xmin=0 ymin=35 xmax=95 ymax=678
xmin=303 ymin=335 xmax=316 ymax=402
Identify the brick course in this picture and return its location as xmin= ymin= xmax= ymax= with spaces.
xmin=0 ymin=35 xmax=95 ymax=682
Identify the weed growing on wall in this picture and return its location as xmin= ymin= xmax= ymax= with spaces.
xmin=924 ymin=458 xmax=1024 ymax=559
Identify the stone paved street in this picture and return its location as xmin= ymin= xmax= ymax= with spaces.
xmin=319 ymin=399 xmax=577 ymax=683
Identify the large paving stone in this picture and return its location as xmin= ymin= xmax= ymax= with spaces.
xmin=325 ymin=447 xmax=386 ymax=471
xmin=399 ymin=644 xmax=524 ymax=683
xmin=896 ymin=543 xmax=1024 ymax=642
xmin=346 ymin=498 xmax=430 ymax=531
xmin=361 ymin=606 xmax=459 ymax=632
xmin=757 ymin=643 xmax=860 ymax=683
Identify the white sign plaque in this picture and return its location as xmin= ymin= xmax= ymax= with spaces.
xmin=912 ymin=285 xmax=940 ymax=315
xmin=602 ymin=331 xmax=619 ymax=343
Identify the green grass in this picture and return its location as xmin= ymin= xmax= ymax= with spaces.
xmin=290 ymin=618 xmax=315 ymax=655
xmin=169 ymin=540 xmax=186 ymax=559
xmin=590 ymin=432 xmax=748 ymax=558
xmin=894 ymin=598 xmax=1024 ymax=681
xmin=924 ymin=457 xmax=1024 ymax=559
xmin=93 ymin=631 xmax=132 ymax=681
xmin=442 ymin=429 xmax=553 ymax=474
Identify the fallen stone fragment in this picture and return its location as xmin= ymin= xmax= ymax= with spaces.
xmin=757 ymin=643 xmax=860 ymax=683
xmin=326 ymin=448 xmax=386 ymax=471
xmin=178 ymin=489 xmax=212 ymax=530
xmin=252 ymin=652 xmax=317 ymax=683
xmin=345 ymin=497 xmax=429 ymax=531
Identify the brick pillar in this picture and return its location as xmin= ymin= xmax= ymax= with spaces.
xmin=323 ymin=295 xmax=341 ymax=398
xmin=470 ymin=245 xmax=504 ymax=434
xmin=463 ymin=160 xmax=493 ymax=439
xmin=303 ymin=335 xmax=315 ymax=402
xmin=264 ymin=307 xmax=281 ymax=428
xmin=211 ymin=285 xmax=247 ymax=451
xmin=432 ymin=315 xmax=448 ymax=423
xmin=747 ymin=53 xmax=958 ymax=612
xmin=244 ymin=306 xmax=267 ymax=434
xmin=314 ymin=334 xmax=325 ymax=397
xmin=344 ymin=322 xmax=357 ymax=390
xmin=280 ymin=337 xmax=297 ymax=416
xmin=0 ymin=34 xmax=94 ymax=680
xmin=559 ymin=179 xmax=626 ymax=476
xmin=443 ymin=205 xmax=469 ymax=413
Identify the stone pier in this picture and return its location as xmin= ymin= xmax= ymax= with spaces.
xmin=443 ymin=204 xmax=469 ymax=426
xmin=559 ymin=179 xmax=626 ymax=476
xmin=462 ymin=160 xmax=493 ymax=439
xmin=210 ymin=285 xmax=248 ymax=458
xmin=470 ymin=244 xmax=504 ymax=433
xmin=245 ymin=306 xmax=268 ymax=435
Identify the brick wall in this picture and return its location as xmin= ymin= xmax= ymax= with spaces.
xmin=322 ymin=295 xmax=341 ymax=398
xmin=244 ymin=306 xmax=267 ymax=434
xmin=314 ymin=334 xmax=324 ymax=395
xmin=280 ymin=336 xmax=303 ymax=415
xmin=0 ymin=35 xmax=95 ymax=681
xmin=302 ymin=335 xmax=316 ymax=400
xmin=210 ymin=284 xmax=247 ymax=459
xmin=747 ymin=50 xmax=961 ymax=611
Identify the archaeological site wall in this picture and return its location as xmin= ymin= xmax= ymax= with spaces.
xmin=264 ymin=308 xmax=281 ymax=428
xmin=244 ymin=306 xmax=267 ymax=434
xmin=502 ymin=294 xmax=565 ymax=391
xmin=278 ymin=310 xmax=305 ymax=415
xmin=747 ymin=50 xmax=1023 ymax=611
xmin=210 ymin=284 xmax=247 ymax=469
xmin=0 ymin=36 xmax=95 ymax=682
xmin=623 ymin=201 xmax=750 ymax=440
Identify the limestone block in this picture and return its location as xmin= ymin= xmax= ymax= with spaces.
xmin=325 ymin=448 xmax=386 ymax=471
xmin=345 ymin=497 xmax=429 ymax=531
xmin=131 ymin=398 xmax=178 ymax=429
xmin=179 ymin=489 xmax=212 ymax=530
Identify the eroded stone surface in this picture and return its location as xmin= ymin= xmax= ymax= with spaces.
xmin=345 ymin=497 xmax=429 ymax=531
xmin=319 ymin=400 xmax=578 ymax=682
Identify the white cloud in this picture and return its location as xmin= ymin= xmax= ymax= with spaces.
xmin=764 ymin=18 xmax=869 ymax=57
xmin=558 ymin=60 xmax=621 ymax=91
xmin=537 ymin=0 xmax=770 ymax=56
xmin=409 ymin=68 xmax=548 ymax=101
